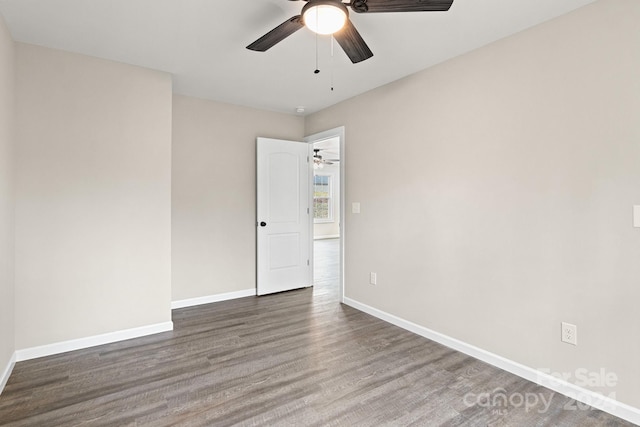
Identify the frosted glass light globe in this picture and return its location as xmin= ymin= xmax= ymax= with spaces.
xmin=303 ymin=3 xmax=347 ymax=35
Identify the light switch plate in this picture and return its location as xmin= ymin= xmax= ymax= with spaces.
xmin=352 ymin=202 xmax=361 ymax=214
xmin=634 ymin=206 xmax=640 ymax=228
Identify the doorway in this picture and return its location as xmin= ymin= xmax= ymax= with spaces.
xmin=305 ymin=127 xmax=344 ymax=302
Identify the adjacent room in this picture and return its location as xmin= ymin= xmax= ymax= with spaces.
xmin=0 ymin=0 xmax=638 ymax=425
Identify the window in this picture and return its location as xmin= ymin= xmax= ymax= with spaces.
xmin=313 ymin=174 xmax=333 ymax=222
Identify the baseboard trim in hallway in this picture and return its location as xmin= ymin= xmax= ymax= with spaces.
xmin=171 ymin=288 xmax=256 ymax=309
xmin=343 ymin=297 xmax=640 ymax=426
xmin=314 ymin=235 xmax=340 ymax=240
xmin=14 ymin=321 xmax=174 ymax=362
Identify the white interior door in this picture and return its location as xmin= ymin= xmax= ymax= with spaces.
xmin=257 ymin=137 xmax=311 ymax=295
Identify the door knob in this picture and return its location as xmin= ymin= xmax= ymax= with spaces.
xmin=260 ymin=221 xmax=267 ymax=227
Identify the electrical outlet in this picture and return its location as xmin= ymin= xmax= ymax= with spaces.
xmin=370 ymin=272 xmax=377 ymax=285
xmin=561 ymin=322 xmax=577 ymax=346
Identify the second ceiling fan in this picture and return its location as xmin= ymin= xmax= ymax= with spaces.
xmin=247 ymin=0 xmax=454 ymax=64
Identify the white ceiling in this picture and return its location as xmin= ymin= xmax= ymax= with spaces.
xmin=0 ymin=0 xmax=596 ymax=115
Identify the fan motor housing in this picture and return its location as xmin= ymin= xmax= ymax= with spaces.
xmin=301 ymin=0 xmax=350 ymax=20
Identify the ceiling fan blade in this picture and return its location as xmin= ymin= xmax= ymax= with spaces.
xmin=333 ymin=19 xmax=373 ymax=64
xmin=246 ymin=15 xmax=304 ymax=52
xmin=350 ymin=0 xmax=453 ymax=13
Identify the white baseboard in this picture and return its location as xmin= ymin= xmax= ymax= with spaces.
xmin=0 ymin=352 xmax=16 ymax=395
xmin=314 ymin=235 xmax=340 ymax=240
xmin=15 ymin=321 xmax=174 ymax=362
xmin=343 ymin=297 xmax=640 ymax=426
xmin=171 ymin=288 xmax=256 ymax=310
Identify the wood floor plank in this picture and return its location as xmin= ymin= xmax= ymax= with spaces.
xmin=0 ymin=239 xmax=635 ymax=426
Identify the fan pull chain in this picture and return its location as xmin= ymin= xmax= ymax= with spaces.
xmin=314 ymin=18 xmax=320 ymax=74
xmin=330 ymin=35 xmax=335 ymax=91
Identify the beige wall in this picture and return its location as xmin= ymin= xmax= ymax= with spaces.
xmin=306 ymin=0 xmax=640 ymax=408
xmin=14 ymin=44 xmax=173 ymax=349
xmin=172 ymin=95 xmax=304 ymax=301
xmin=0 ymin=15 xmax=15 ymax=379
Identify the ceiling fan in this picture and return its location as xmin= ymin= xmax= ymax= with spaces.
xmin=247 ymin=0 xmax=454 ymax=64
xmin=313 ymin=148 xmax=339 ymax=168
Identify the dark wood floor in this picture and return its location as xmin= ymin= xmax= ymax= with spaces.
xmin=0 ymin=239 xmax=634 ymax=426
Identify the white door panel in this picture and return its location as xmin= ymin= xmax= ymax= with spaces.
xmin=268 ymin=152 xmax=300 ymax=223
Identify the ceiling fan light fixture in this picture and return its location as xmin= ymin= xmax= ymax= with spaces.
xmin=302 ymin=1 xmax=348 ymax=35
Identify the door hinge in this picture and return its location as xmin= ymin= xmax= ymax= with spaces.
xmin=307 ymin=259 xmax=310 ymax=266
xmin=307 ymin=207 xmax=309 ymax=214
xmin=307 ymin=156 xmax=309 ymax=163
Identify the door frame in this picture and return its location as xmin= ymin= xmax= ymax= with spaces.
xmin=305 ymin=126 xmax=345 ymax=303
